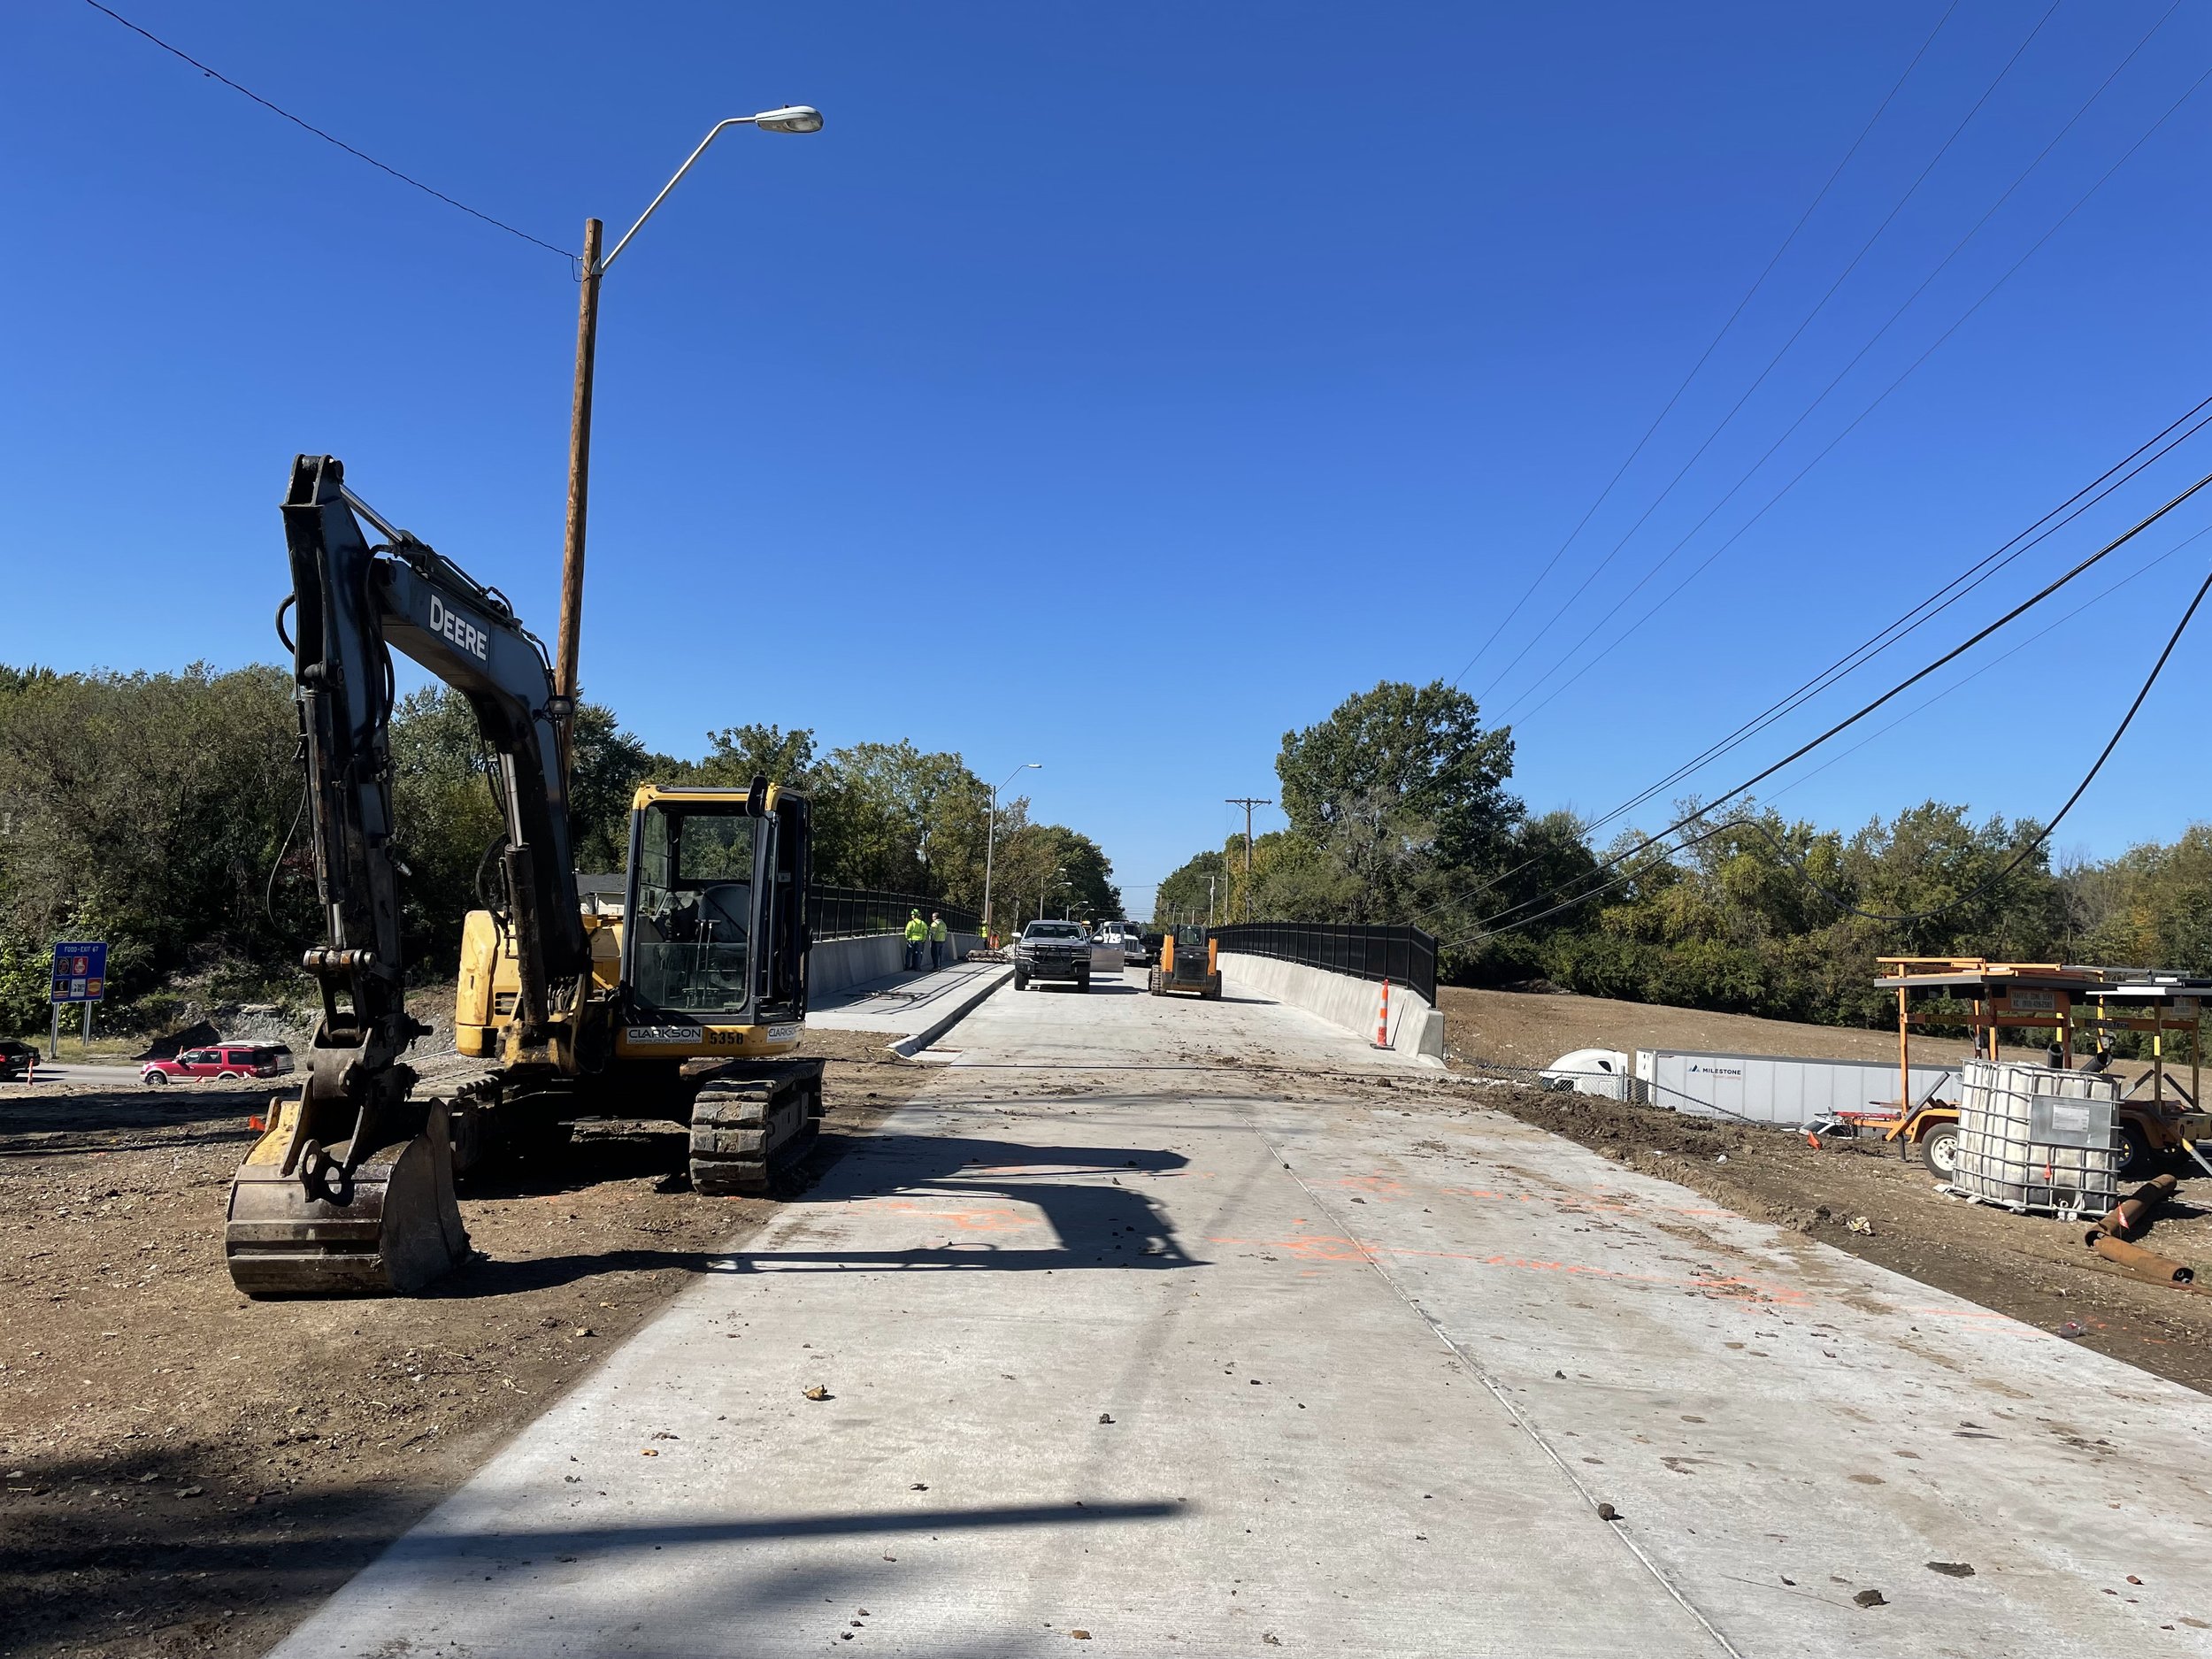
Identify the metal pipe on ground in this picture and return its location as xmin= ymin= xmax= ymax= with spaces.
xmin=2086 ymin=1172 xmax=2181 ymax=1244
xmin=2086 ymin=1231 xmax=2196 ymax=1286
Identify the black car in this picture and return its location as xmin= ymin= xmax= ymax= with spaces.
xmin=1013 ymin=921 xmax=1093 ymax=992
xmin=0 ymin=1039 xmax=39 ymax=1081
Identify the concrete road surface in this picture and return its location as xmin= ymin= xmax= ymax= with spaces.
xmin=271 ymin=969 xmax=2212 ymax=1657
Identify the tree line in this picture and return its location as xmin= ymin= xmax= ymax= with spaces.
xmin=0 ymin=664 xmax=1117 ymax=1034
xmin=1156 ymin=678 xmax=2212 ymax=1032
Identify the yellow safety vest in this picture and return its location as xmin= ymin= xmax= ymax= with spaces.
xmin=929 ymin=919 xmax=949 ymax=941
xmin=904 ymin=917 xmax=927 ymax=942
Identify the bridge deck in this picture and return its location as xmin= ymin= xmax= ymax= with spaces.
xmin=269 ymin=970 xmax=2212 ymax=1657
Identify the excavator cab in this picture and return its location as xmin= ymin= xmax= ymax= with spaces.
xmin=618 ymin=784 xmax=811 ymax=1046
xmin=456 ymin=782 xmax=811 ymax=1064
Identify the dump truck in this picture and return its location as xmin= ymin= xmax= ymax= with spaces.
xmin=1148 ymin=925 xmax=1222 ymax=999
xmin=224 ymin=457 xmax=823 ymax=1296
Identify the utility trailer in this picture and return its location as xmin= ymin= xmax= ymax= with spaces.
xmin=1543 ymin=1047 xmax=1961 ymax=1128
xmin=1634 ymin=1048 xmax=1962 ymax=1129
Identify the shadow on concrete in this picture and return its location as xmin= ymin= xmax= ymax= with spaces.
xmin=389 ymin=1499 xmax=1187 ymax=1562
xmin=452 ymin=1131 xmax=1202 ymax=1293
xmin=0 ymin=1448 xmax=1177 ymax=1655
xmin=770 ymin=1130 xmax=1202 ymax=1271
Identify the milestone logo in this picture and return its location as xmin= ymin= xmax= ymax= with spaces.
xmin=426 ymin=594 xmax=489 ymax=661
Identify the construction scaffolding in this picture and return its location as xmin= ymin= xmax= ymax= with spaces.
xmin=1874 ymin=957 xmax=2212 ymax=1178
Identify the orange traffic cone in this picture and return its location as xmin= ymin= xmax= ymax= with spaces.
xmin=1374 ymin=979 xmax=1391 ymax=1048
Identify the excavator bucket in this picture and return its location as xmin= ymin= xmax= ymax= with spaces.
xmin=224 ymin=1099 xmax=470 ymax=1296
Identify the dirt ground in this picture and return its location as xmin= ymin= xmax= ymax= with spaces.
xmin=0 ymin=1026 xmax=931 ymax=1659
xmin=1440 ymin=983 xmax=1995 ymax=1071
xmin=1431 ymin=985 xmax=2212 ymax=1394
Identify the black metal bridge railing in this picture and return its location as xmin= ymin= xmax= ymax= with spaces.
xmin=809 ymin=886 xmax=979 ymax=942
xmin=1210 ymin=921 xmax=1437 ymax=1003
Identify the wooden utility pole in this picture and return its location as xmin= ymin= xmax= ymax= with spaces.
xmin=554 ymin=217 xmax=604 ymax=719
xmin=1225 ymin=796 xmax=1271 ymax=921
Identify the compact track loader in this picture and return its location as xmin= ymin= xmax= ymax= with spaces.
xmin=1148 ymin=925 xmax=1223 ymax=1000
xmin=225 ymin=457 xmax=822 ymax=1296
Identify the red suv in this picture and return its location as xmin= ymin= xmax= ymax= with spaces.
xmin=141 ymin=1043 xmax=295 ymax=1086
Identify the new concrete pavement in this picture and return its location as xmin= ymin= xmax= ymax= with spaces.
xmin=269 ymin=971 xmax=2212 ymax=1657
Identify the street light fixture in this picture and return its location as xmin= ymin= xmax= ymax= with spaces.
xmin=982 ymin=762 xmax=1040 ymax=944
xmin=554 ymin=106 xmax=825 ymax=720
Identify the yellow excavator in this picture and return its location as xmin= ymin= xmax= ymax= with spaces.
xmin=224 ymin=457 xmax=822 ymax=1296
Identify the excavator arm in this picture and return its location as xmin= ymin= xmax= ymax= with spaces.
xmin=227 ymin=454 xmax=588 ymax=1294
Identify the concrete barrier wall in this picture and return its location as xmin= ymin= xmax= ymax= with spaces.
xmin=809 ymin=932 xmax=985 ymax=1000
xmin=1218 ymin=951 xmax=1446 ymax=1065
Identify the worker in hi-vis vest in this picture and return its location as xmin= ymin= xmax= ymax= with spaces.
xmin=928 ymin=911 xmax=949 ymax=971
xmin=903 ymin=909 xmax=928 ymax=972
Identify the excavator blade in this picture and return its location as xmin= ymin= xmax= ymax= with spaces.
xmin=224 ymin=1103 xmax=470 ymax=1296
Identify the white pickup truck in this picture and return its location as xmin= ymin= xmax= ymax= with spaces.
xmin=1094 ymin=921 xmax=1146 ymax=966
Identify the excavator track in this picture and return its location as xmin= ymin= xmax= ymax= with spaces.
xmin=688 ymin=1059 xmax=826 ymax=1195
xmin=224 ymin=1097 xmax=471 ymax=1296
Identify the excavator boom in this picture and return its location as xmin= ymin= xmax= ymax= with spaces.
xmin=226 ymin=456 xmax=590 ymax=1295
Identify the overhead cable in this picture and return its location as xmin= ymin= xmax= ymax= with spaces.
xmin=1446 ymin=1 xmax=1961 ymax=692
xmin=1552 ymin=391 xmax=2212 ymax=829
xmin=1495 ymin=9 xmax=2193 ymax=728
xmin=1764 ymin=520 xmax=2212 ymax=806
xmin=80 ymin=0 xmax=574 ymax=260
xmin=1501 ymin=55 xmax=2212 ymax=731
xmin=1461 ymin=552 xmax=2212 ymax=944
xmin=1405 ymin=394 xmax=2212 ymax=941
xmin=1446 ymin=465 xmax=2212 ymax=944
xmin=1471 ymin=0 xmax=2064 ymax=709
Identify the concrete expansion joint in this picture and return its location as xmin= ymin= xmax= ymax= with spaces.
xmin=1239 ymin=1110 xmax=1748 ymax=1659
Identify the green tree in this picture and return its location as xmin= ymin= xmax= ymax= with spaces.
xmin=385 ymin=687 xmax=655 ymax=966
xmin=1155 ymin=846 xmax=1229 ymax=926
xmin=1277 ymin=680 xmax=1520 ymax=872
xmin=0 ymin=664 xmax=297 ymax=1028
xmin=695 ymin=724 xmax=818 ymax=787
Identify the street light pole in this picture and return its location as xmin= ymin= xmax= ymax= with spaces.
xmin=551 ymin=105 xmax=825 ymax=723
xmin=554 ymin=215 xmax=603 ymax=713
xmin=982 ymin=762 xmax=1041 ymax=946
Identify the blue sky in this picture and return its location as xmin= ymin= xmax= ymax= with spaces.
xmin=6 ymin=1 xmax=2211 ymax=917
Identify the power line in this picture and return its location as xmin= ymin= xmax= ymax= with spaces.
xmin=1471 ymin=0 xmax=2063 ymax=709
xmin=1764 ymin=519 xmax=2212 ymax=807
xmin=1447 ymin=465 xmax=2212 ymax=945
xmin=1406 ymin=392 xmax=2212 ymax=941
xmin=1587 ymin=554 xmax=2212 ymax=935
xmin=1552 ymin=392 xmax=2212 ymax=832
xmin=80 ymin=0 xmax=574 ymax=260
xmin=1494 ymin=6 xmax=2193 ymax=729
xmin=1501 ymin=55 xmax=2212 ymax=733
xmin=1447 ymin=1 xmax=1962 ymax=693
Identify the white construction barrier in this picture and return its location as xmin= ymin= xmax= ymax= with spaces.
xmin=1217 ymin=951 xmax=1446 ymax=1065
xmin=809 ymin=932 xmax=985 ymax=1000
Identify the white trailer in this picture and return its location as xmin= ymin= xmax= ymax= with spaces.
xmin=1633 ymin=1048 xmax=1961 ymax=1127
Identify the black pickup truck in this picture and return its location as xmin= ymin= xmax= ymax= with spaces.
xmin=1013 ymin=920 xmax=1092 ymax=992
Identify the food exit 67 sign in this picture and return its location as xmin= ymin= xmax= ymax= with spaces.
xmin=50 ymin=941 xmax=107 ymax=1003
